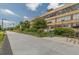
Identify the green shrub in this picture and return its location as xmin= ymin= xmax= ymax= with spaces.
xmin=24 ymin=28 xmax=37 ymax=32
xmin=37 ymin=29 xmax=44 ymax=33
xmin=23 ymin=28 xmax=50 ymax=37
xmin=0 ymin=25 xmax=2 ymax=30
xmin=47 ymin=31 xmax=54 ymax=37
xmin=38 ymin=32 xmax=47 ymax=37
xmin=0 ymin=31 xmax=4 ymax=43
xmin=53 ymin=27 xmax=75 ymax=37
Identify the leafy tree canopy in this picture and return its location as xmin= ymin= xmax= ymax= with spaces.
xmin=33 ymin=17 xmax=47 ymax=29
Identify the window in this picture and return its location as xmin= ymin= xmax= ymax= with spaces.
xmin=73 ymin=13 xmax=79 ymax=20
xmin=73 ymin=4 xmax=79 ymax=10
xmin=47 ymin=20 xmax=52 ymax=23
xmin=47 ymin=19 xmax=55 ymax=24
xmin=52 ymin=19 xmax=55 ymax=23
xmin=64 ymin=16 xmax=71 ymax=21
xmin=57 ymin=16 xmax=71 ymax=22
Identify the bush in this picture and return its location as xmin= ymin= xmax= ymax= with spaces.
xmin=0 ymin=25 xmax=2 ymax=30
xmin=37 ymin=29 xmax=44 ymax=33
xmin=37 ymin=32 xmax=48 ymax=37
xmin=0 ymin=31 xmax=4 ymax=43
xmin=24 ymin=28 xmax=37 ymax=32
xmin=53 ymin=27 xmax=75 ymax=37
xmin=47 ymin=31 xmax=54 ymax=37
xmin=22 ymin=28 xmax=50 ymax=37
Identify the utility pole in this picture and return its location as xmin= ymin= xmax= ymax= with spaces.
xmin=12 ymin=23 xmax=15 ymax=30
xmin=20 ymin=25 xmax=22 ymax=31
xmin=2 ymin=18 xmax=4 ymax=30
xmin=13 ymin=23 xmax=14 ymax=27
xmin=2 ymin=18 xmax=8 ymax=31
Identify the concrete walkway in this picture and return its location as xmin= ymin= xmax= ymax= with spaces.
xmin=0 ymin=35 xmax=13 ymax=55
xmin=6 ymin=31 xmax=79 ymax=55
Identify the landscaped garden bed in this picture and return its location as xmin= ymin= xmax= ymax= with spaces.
xmin=20 ymin=27 xmax=75 ymax=37
xmin=13 ymin=17 xmax=79 ymax=38
xmin=21 ymin=28 xmax=50 ymax=37
xmin=53 ymin=27 xmax=75 ymax=38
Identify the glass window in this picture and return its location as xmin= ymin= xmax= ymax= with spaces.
xmin=47 ymin=19 xmax=55 ymax=23
xmin=57 ymin=16 xmax=71 ymax=22
xmin=73 ymin=4 xmax=79 ymax=10
xmin=73 ymin=13 xmax=79 ymax=20
xmin=52 ymin=19 xmax=55 ymax=23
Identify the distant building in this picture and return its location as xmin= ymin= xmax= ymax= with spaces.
xmin=41 ymin=3 xmax=79 ymax=30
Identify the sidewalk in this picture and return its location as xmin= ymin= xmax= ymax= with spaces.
xmin=42 ymin=37 xmax=79 ymax=47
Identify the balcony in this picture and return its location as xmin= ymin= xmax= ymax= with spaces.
xmin=46 ymin=10 xmax=79 ymax=20
xmin=47 ymin=20 xmax=79 ymax=26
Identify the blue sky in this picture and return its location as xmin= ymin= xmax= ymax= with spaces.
xmin=0 ymin=3 xmax=64 ymax=27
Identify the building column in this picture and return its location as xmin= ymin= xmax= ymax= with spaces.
xmin=48 ymin=26 xmax=51 ymax=30
xmin=71 ymin=14 xmax=73 ymax=27
xmin=55 ymin=19 xmax=57 ymax=28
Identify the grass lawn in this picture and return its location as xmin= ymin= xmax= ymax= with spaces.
xmin=0 ymin=31 xmax=4 ymax=45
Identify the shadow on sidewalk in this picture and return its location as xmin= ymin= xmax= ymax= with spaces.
xmin=2 ymin=34 xmax=13 ymax=55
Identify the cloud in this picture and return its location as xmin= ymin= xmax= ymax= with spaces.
xmin=24 ymin=16 xmax=28 ymax=19
xmin=47 ymin=3 xmax=64 ymax=9
xmin=0 ymin=9 xmax=19 ymax=17
xmin=25 ymin=3 xmax=42 ymax=11
xmin=23 ymin=16 xmax=29 ymax=21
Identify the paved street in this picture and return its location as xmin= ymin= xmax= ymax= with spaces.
xmin=6 ymin=31 xmax=79 ymax=55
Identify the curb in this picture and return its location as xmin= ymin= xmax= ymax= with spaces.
xmin=2 ymin=34 xmax=13 ymax=55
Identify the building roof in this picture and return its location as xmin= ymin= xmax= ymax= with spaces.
xmin=41 ymin=3 xmax=77 ymax=17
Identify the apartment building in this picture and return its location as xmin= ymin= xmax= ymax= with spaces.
xmin=41 ymin=3 xmax=79 ymax=29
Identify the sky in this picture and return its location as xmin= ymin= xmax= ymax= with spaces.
xmin=0 ymin=3 xmax=64 ymax=28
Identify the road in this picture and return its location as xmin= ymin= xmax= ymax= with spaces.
xmin=6 ymin=31 xmax=79 ymax=55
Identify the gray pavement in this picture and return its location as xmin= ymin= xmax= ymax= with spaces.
xmin=2 ymin=35 xmax=13 ymax=55
xmin=6 ymin=31 xmax=79 ymax=55
xmin=0 ymin=35 xmax=13 ymax=55
xmin=0 ymin=48 xmax=3 ymax=55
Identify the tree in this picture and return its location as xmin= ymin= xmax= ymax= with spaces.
xmin=20 ymin=20 xmax=30 ymax=31
xmin=47 ymin=8 xmax=54 ymax=12
xmin=0 ymin=25 xmax=2 ymax=30
xmin=15 ymin=25 xmax=20 ymax=30
xmin=33 ymin=17 xmax=47 ymax=29
xmin=24 ymin=20 xmax=30 ymax=28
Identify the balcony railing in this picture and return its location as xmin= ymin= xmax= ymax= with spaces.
xmin=46 ymin=10 xmax=79 ymax=20
xmin=47 ymin=20 xmax=79 ymax=26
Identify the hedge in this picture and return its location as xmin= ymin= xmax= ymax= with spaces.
xmin=53 ymin=27 xmax=75 ymax=37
